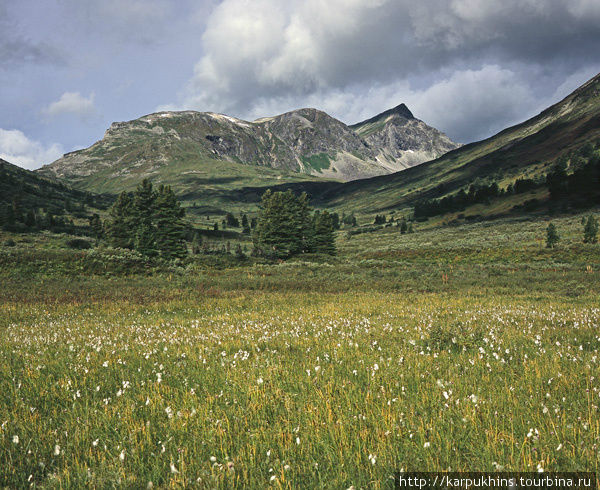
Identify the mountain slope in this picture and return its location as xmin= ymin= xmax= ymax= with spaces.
xmin=37 ymin=105 xmax=458 ymax=193
xmin=0 ymin=158 xmax=108 ymax=231
xmin=350 ymin=103 xmax=460 ymax=170
xmin=310 ymin=72 xmax=600 ymax=213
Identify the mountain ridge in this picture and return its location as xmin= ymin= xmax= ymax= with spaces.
xmin=37 ymin=103 xmax=460 ymax=191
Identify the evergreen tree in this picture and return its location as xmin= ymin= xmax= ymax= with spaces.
xmin=583 ymin=215 xmax=598 ymax=244
xmin=133 ymin=179 xmax=158 ymax=257
xmin=24 ymin=209 xmax=36 ymax=228
xmin=225 ymin=212 xmax=239 ymax=228
xmin=313 ymin=210 xmax=336 ymax=255
xmin=546 ymin=223 xmax=559 ymax=248
xmin=408 ymin=223 xmax=414 ymax=233
xmin=399 ymin=219 xmax=408 ymax=234
xmin=89 ymin=213 xmax=103 ymax=241
xmin=107 ymin=192 xmax=135 ymax=249
xmin=241 ymin=213 xmax=249 ymax=229
xmin=253 ymin=190 xmax=314 ymax=258
xmin=154 ymin=185 xmax=187 ymax=259
xmin=330 ymin=212 xmax=340 ymax=230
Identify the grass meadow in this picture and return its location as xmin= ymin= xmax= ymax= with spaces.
xmin=1 ymin=211 xmax=599 ymax=488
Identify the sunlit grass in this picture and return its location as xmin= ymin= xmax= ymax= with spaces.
xmin=1 ymin=292 xmax=598 ymax=488
xmin=1 ymin=212 xmax=599 ymax=487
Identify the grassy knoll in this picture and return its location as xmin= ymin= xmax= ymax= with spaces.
xmin=1 ymin=212 xmax=599 ymax=488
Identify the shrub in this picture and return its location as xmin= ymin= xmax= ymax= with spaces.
xmin=66 ymin=238 xmax=92 ymax=249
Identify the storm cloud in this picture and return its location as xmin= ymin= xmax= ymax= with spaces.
xmin=177 ymin=0 xmax=600 ymax=141
xmin=1 ymin=0 xmax=599 ymax=169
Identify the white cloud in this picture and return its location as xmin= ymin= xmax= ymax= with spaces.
xmin=43 ymin=91 xmax=97 ymax=119
xmin=162 ymin=0 xmax=600 ymax=143
xmin=0 ymin=129 xmax=64 ymax=170
xmin=409 ymin=66 xmax=537 ymax=142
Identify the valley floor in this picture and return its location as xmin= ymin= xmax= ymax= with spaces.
xmin=1 ymin=212 xmax=599 ymax=488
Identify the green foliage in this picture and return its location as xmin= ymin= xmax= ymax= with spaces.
xmin=583 ymin=215 xmax=598 ymax=244
xmin=106 ymin=180 xmax=187 ymax=259
xmin=0 ymin=159 xmax=108 ymax=236
xmin=65 ymin=238 xmax=92 ymax=250
xmin=312 ymin=210 xmax=336 ymax=255
xmin=154 ymin=185 xmax=187 ymax=260
xmin=301 ymin=153 xmax=331 ymax=172
xmin=88 ymin=213 xmax=103 ymax=240
xmin=225 ymin=212 xmax=239 ymax=228
xmin=133 ymin=179 xmax=158 ymax=257
xmin=399 ymin=219 xmax=408 ymax=234
xmin=545 ymin=223 xmax=559 ymax=248
xmin=253 ymin=190 xmax=336 ymax=258
xmin=107 ymin=192 xmax=135 ymax=249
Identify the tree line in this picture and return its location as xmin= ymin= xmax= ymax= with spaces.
xmin=104 ymin=180 xmax=188 ymax=259
xmin=413 ymin=142 xmax=600 ymax=219
xmin=252 ymin=190 xmax=336 ymax=258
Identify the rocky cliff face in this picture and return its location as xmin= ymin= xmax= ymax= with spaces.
xmin=350 ymin=104 xmax=460 ymax=171
xmin=39 ymin=104 xmax=460 ymax=186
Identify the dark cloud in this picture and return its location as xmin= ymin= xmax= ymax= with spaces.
xmin=0 ymin=1 xmax=64 ymax=68
xmin=172 ymin=0 xmax=600 ymax=142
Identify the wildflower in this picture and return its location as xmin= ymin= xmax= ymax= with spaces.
xmin=537 ymin=463 xmax=544 ymax=472
xmin=257 ymin=377 xmax=264 ymax=385
xmin=296 ymin=437 xmax=300 ymax=445
xmin=92 ymin=439 xmax=99 ymax=447
xmin=119 ymin=450 xmax=125 ymax=461
xmin=54 ymin=444 xmax=60 ymax=456
xmin=227 ymin=461 xmax=235 ymax=471
xmin=170 ymin=463 xmax=179 ymax=474
xmin=270 ymin=475 xmax=277 ymax=482
xmin=368 ymin=453 xmax=377 ymax=465
xmin=210 ymin=456 xmax=217 ymax=462
xmin=283 ymin=464 xmax=290 ymax=471
xmin=266 ymin=449 xmax=271 ymax=458
xmin=556 ymin=443 xmax=563 ymax=451
xmin=424 ymin=442 xmax=431 ymax=448
xmin=12 ymin=435 xmax=19 ymax=444
xmin=314 ymin=366 xmax=321 ymax=373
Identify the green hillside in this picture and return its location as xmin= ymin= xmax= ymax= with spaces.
xmin=0 ymin=158 xmax=109 ymax=234
xmin=310 ymin=72 xmax=600 ymax=215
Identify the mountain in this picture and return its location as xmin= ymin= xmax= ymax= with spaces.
xmin=350 ymin=103 xmax=459 ymax=170
xmin=302 ymin=72 xmax=600 ymax=214
xmin=37 ymin=105 xmax=459 ymax=194
xmin=0 ymin=158 xmax=108 ymax=232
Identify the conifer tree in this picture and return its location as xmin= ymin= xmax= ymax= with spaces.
xmin=133 ymin=179 xmax=158 ymax=257
xmin=107 ymin=192 xmax=135 ymax=249
xmin=313 ymin=210 xmax=336 ymax=255
xmin=89 ymin=213 xmax=103 ymax=241
xmin=155 ymin=185 xmax=187 ymax=259
xmin=546 ymin=223 xmax=559 ymax=248
xmin=399 ymin=219 xmax=408 ymax=234
xmin=253 ymin=190 xmax=314 ymax=258
xmin=583 ymin=215 xmax=598 ymax=244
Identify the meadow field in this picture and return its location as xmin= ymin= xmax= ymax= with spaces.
xmin=1 ymin=212 xmax=599 ymax=488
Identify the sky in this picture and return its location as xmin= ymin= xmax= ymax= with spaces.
xmin=1 ymin=0 xmax=600 ymax=170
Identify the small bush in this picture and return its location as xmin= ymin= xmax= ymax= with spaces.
xmin=3 ymin=239 xmax=16 ymax=247
xmin=66 ymin=238 xmax=92 ymax=249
